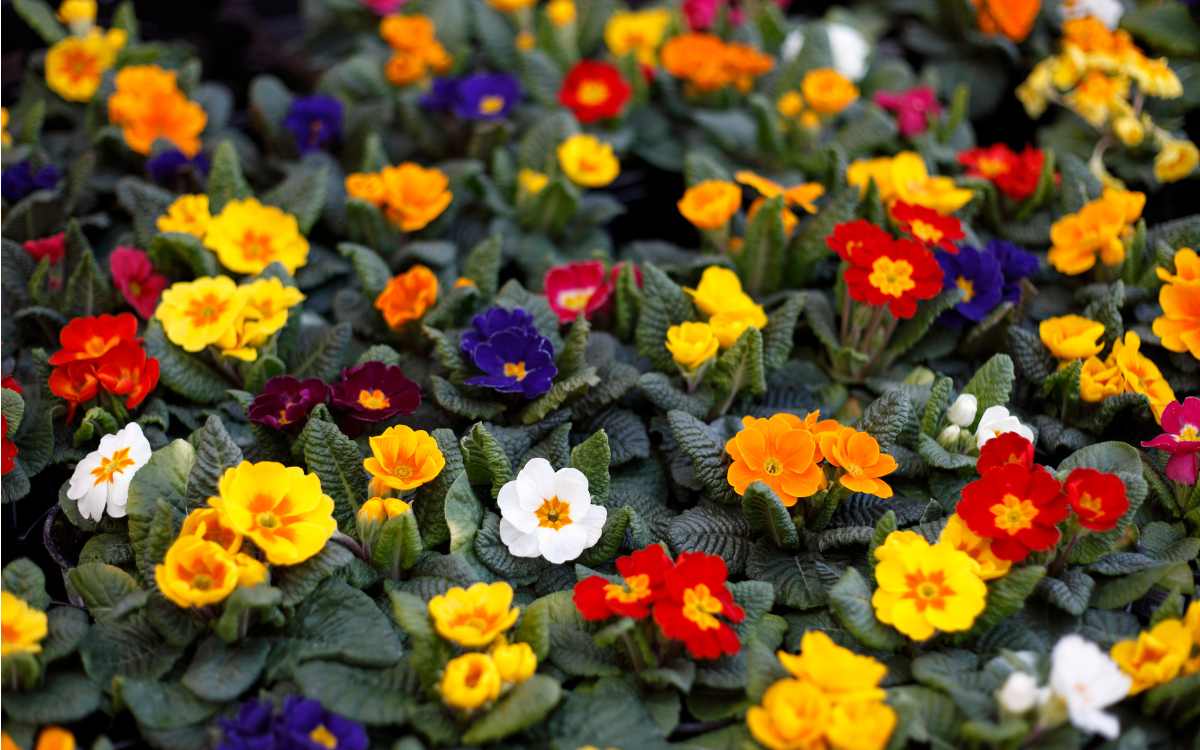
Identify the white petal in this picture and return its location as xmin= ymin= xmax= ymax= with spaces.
xmin=1071 ymin=708 xmax=1120 ymax=740
xmin=580 ymin=505 xmax=608 ymax=546
xmin=498 ymin=482 xmax=539 ymax=533
xmin=516 ymin=478 xmax=547 ymax=513
xmin=107 ymin=481 xmax=131 ymax=516
xmin=554 ymin=470 xmax=591 ymax=514
xmin=538 ymin=525 xmax=587 ymax=564
xmin=518 ymin=458 xmax=557 ymax=496
xmin=500 ymin=519 xmax=541 ymax=558
xmin=76 ymin=486 xmax=106 ymax=522
xmin=66 ymin=456 xmax=102 ymax=500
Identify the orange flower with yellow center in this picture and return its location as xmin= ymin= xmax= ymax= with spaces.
xmin=1153 ymin=248 xmax=1200 ymax=361
xmin=1111 ymin=618 xmax=1193 ymax=694
xmin=363 ymin=424 xmax=445 ymax=492
xmin=677 ymin=180 xmax=741 ymax=230
xmin=817 ymin=427 xmax=898 ymax=498
xmin=375 ymin=264 xmax=438 ymax=330
xmin=725 ymin=414 xmax=825 ymax=507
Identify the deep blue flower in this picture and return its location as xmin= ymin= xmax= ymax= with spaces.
xmin=937 ymin=245 xmax=1004 ymax=326
xmin=146 ymin=148 xmax=210 ymax=186
xmin=420 ymin=77 xmax=459 ymax=112
xmin=284 ymin=95 xmax=344 ymax=154
xmin=987 ymin=239 xmax=1038 ymax=303
xmin=217 ymin=699 xmax=277 ymax=750
xmin=2 ymin=161 xmax=61 ymax=203
xmin=453 ymin=73 xmax=521 ymax=121
xmin=277 ymin=697 xmax=368 ymax=750
xmin=467 ymin=326 xmax=557 ymax=398
xmin=461 ymin=307 xmax=538 ymax=357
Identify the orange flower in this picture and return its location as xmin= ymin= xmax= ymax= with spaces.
xmin=677 ymin=180 xmax=741 ymax=230
xmin=1153 ymin=248 xmax=1200 ymax=360
xmin=725 ymin=414 xmax=825 ymax=507
xmin=817 ymin=426 xmax=897 ymax=498
xmin=660 ymin=34 xmax=772 ymax=93
xmin=107 ymin=65 xmax=206 ymax=157
xmin=379 ymin=163 xmax=453 ymax=231
xmin=363 ymin=424 xmax=446 ymax=492
xmin=375 ymin=264 xmax=438 ymax=329
xmin=800 ymin=68 xmax=859 ymax=116
xmin=379 ymin=14 xmax=452 ymax=87
xmin=972 ymin=0 xmax=1039 ymax=42
xmin=1048 ymin=189 xmax=1144 ymax=275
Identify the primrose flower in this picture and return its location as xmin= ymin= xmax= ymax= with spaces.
xmin=498 ymin=458 xmax=607 ymax=564
xmin=428 ymin=582 xmax=520 ymax=647
xmin=329 ymin=361 xmax=421 ymax=429
xmin=654 ymin=552 xmax=744 ymax=659
xmin=1046 ymin=635 xmax=1130 ymax=739
xmin=466 ymin=326 xmax=557 ymax=399
xmin=947 ymin=393 xmax=978 ymax=427
xmin=1048 ymin=189 xmax=1144 ymax=275
xmin=958 ymin=463 xmax=1067 ymax=562
xmin=747 ymin=680 xmax=833 ymax=750
xmin=959 ymin=143 xmax=1049 ymax=201
xmin=1154 ymin=137 xmax=1199 ymax=183
xmin=666 ymin=322 xmax=720 ymax=372
xmin=557 ymin=134 xmax=620 ymax=188
xmin=975 ymin=405 xmax=1036 ymax=449
xmin=1152 ymin=248 xmax=1200 ymax=360
xmin=66 ymin=422 xmax=152 ymax=522
xmin=818 ymin=426 xmax=898 ymax=498
xmin=107 ymin=65 xmax=207 ymax=157
xmin=1064 ymin=467 xmax=1129 ymax=531
xmin=374 ymin=264 xmax=438 ymax=329
xmin=677 ymin=180 xmax=741 ymax=230
xmin=843 ymin=236 xmax=943 ymax=319
xmin=154 ymin=534 xmax=240 ymax=608
xmin=363 ymin=424 xmax=445 ymax=492
xmin=23 ymin=233 xmax=66 ymax=265
xmin=0 ymin=591 xmax=47 ymax=657
xmin=379 ymin=163 xmax=453 ymax=231
xmin=776 ymin=630 xmax=888 ymax=703
xmin=801 ymin=68 xmax=859 ymax=116
xmin=276 ymin=697 xmax=368 ymax=750
xmin=247 ymin=375 xmax=330 ymax=431
xmin=461 ymin=307 xmax=539 ymax=358
xmin=1141 ymin=397 xmax=1200 ymax=485
xmin=490 ymin=640 xmax=537 ymax=684
xmin=45 ymin=28 xmax=126 ymax=102
xmin=109 ymin=247 xmax=168 ymax=320
xmin=146 ymin=148 xmax=210 ymax=186
xmin=544 ymin=260 xmax=612 ymax=323
xmin=997 ymin=671 xmax=1042 ymax=715
xmin=874 ymin=86 xmax=941 ymax=137
xmin=180 ymin=507 xmax=242 ymax=553
xmin=204 ymin=198 xmax=309 ymax=275
xmin=1080 ymin=332 xmax=1176 ymax=421
xmin=574 ymin=544 xmax=673 ymax=621
xmin=604 ymin=8 xmax=672 ymax=65
xmin=454 ymin=73 xmax=522 ymax=121
xmin=1039 ymin=315 xmax=1106 ymax=360
xmin=893 ymin=201 xmax=964 ymax=254
xmin=871 ymin=531 xmax=987 ymax=640
xmin=440 ymin=653 xmax=501 ymax=710
xmin=157 ymin=194 xmax=212 ymax=237
xmin=1 ymin=161 xmax=62 ymax=203
xmin=725 ymin=414 xmax=825 ymax=507
xmin=936 ymin=245 xmax=1004 ymax=326
xmin=283 ymin=95 xmax=343 ymax=154
xmin=937 ymin=513 xmax=1012 ymax=580
xmin=559 ymin=60 xmax=631 ymax=124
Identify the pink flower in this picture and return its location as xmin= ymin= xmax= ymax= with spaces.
xmin=874 ymin=87 xmax=941 ymax=138
xmin=361 ymin=0 xmax=406 ymax=14
xmin=683 ymin=0 xmax=723 ymax=30
xmin=23 ymin=233 xmax=66 ymax=264
xmin=109 ymin=246 xmax=168 ymax=319
xmin=544 ymin=260 xmax=612 ymax=323
xmin=1142 ymin=397 xmax=1200 ymax=485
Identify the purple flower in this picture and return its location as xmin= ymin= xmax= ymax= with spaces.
xmin=420 ymin=77 xmax=459 ymax=113
xmin=277 ymin=697 xmax=368 ymax=750
xmin=453 ymin=73 xmax=521 ymax=121
xmin=937 ymin=245 xmax=1004 ymax=326
xmin=2 ymin=161 xmax=61 ymax=203
xmin=466 ymin=326 xmax=557 ymax=399
xmin=284 ymin=96 xmax=344 ymax=154
xmin=461 ymin=307 xmax=538 ymax=358
xmin=988 ymin=239 xmax=1038 ymax=304
xmin=248 ymin=376 xmax=331 ymax=431
xmin=147 ymin=148 xmax=210 ymax=186
xmin=1141 ymin=397 xmax=1200 ymax=485
xmin=217 ymin=699 xmax=277 ymax=750
xmin=329 ymin=361 xmax=421 ymax=431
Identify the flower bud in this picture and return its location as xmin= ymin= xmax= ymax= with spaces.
xmin=1113 ymin=115 xmax=1143 ymax=147
xmin=937 ymin=424 xmax=962 ymax=449
xmin=904 ymin=366 xmax=936 ymax=386
xmin=997 ymin=671 xmax=1041 ymax=715
xmin=947 ymin=393 xmax=978 ymax=427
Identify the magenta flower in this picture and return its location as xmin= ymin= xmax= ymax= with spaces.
xmin=1141 ymin=397 xmax=1200 ymax=485
xmin=361 ymin=0 xmax=406 ymax=14
xmin=109 ymin=246 xmax=168 ymax=319
xmin=874 ymin=87 xmax=941 ymax=138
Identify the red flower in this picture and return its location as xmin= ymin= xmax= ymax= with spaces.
xmin=2 ymin=376 xmax=22 ymax=394
xmin=2 ymin=416 xmax=16 ymax=475
xmin=23 ymin=233 xmax=66 ymax=264
xmin=957 ymin=464 xmax=1067 ymax=561
xmin=48 ymin=313 xmax=140 ymax=366
xmin=48 ymin=361 xmax=100 ymax=422
xmin=574 ymin=545 xmax=673 ymax=621
xmin=544 ymin=260 xmax=613 ymax=323
xmin=1064 ymin=468 xmax=1129 ymax=532
xmin=826 ymin=220 xmax=892 ymax=263
xmin=110 ymin=246 xmax=168 ymax=319
xmin=653 ymin=552 xmax=744 ymax=660
xmin=891 ymin=201 xmax=963 ymax=254
xmin=842 ymin=237 xmax=943 ymax=319
xmin=559 ymin=60 xmax=632 ymax=124
xmin=977 ymin=432 xmax=1035 ymax=475
xmin=96 ymin=342 xmax=160 ymax=410
xmin=958 ymin=144 xmax=1048 ymax=201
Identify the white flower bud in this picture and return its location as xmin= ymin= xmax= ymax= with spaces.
xmin=946 ymin=393 xmax=978 ymax=427
xmin=998 ymin=671 xmax=1041 ymax=715
xmin=937 ymin=424 xmax=962 ymax=448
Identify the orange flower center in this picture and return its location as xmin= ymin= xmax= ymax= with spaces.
xmin=868 ymin=257 xmax=916 ymax=298
xmin=184 ymin=293 xmax=229 ymax=326
xmin=239 ymin=230 xmax=276 ymax=262
xmin=309 ymin=726 xmax=338 ymax=749
xmin=451 ymin=608 xmax=499 ymax=634
xmin=479 ymin=95 xmax=506 ymax=115
xmin=990 ymin=493 xmax=1038 ymax=533
xmin=535 ymin=496 xmax=572 ymax=530
xmin=90 ymin=447 xmax=135 ymax=486
xmin=357 ymin=388 xmax=391 ymax=410
xmin=504 ymin=361 xmax=528 ymax=381
xmin=955 ymin=276 xmax=975 ymax=302
xmin=558 ymin=289 xmax=594 ymax=312
xmin=604 ymin=574 xmax=651 ymax=604
xmin=976 ymin=156 xmax=1010 ymax=178
xmin=901 ymin=569 xmax=953 ymax=611
xmin=576 ymin=80 xmax=611 ymax=106
xmin=464 ymin=659 xmax=486 ymax=688
xmin=2 ymin=623 xmax=21 ymax=642
xmin=61 ymin=48 xmax=100 ymax=83
xmin=762 ymin=457 xmax=783 ymax=476
xmin=681 ymin=583 xmax=723 ymax=630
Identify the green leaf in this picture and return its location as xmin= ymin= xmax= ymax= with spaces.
xmin=736 ymin=195 xmax=786 ymax=295
xmin=578 ymin=506 xmax=633 ymax=567
xmin=635 ymin=264 xmax=695 ymax=372
xmin=144 ymin=320 xmax=232 ymax=404
xmin=116 ymin=178 xmax=176 ymax=248
xmin=707 ymin=327 xmax=766 ymax=416
xmin=206 ymin=141 xmax=253 ymax=212
xmin=291 ymin=322 xmax=351 ymax=381
xmin=969 ymin=565 xmax=1046 ymax=634
xmin=829 ymin=567 xmax=903 ymax=651
xmin=148 ymin=233 xmax=220 ymax=279
xmin=1121 ymin=3 xmax=1200 ymax=56
xmin=81 ymin=612 xmax=183 ymax=685
xmin=761 ymin=292 xmax=805 ymax=370
xmin=921 ymin=376 xmax=953 ymax=437
xmin=444 ymin=473 xmax=483 ymax=553
xmin=461 ymin=422 xmax=513 ymax=500
xmin=293 ymin=661 xmax=414 ymax=725
xmin=883 ymin=289 xmax=963 ymax=365
xmin=286 ymin=578 xmax=403 ymax=667
xmin=2 ymin=672 xmax=101 ymax=725
xmin=181 ymin=637 xmax=270 ymax=703
xmin=613 ymin=261 xmax=642 ymax=342
xmin=272 ymin=543 xmax=356 ymax=607
xmin=667 ymin=503 xmax=753 ymax=576
xmin=63 ymin=240 xmax=115 ymax=318
xmin=1036 ymin=569 xmax=1094 ymax=616
xmin=119 ymin=679 xmax=218 ymax=731
xmin=429 ymin=375 xmax=505 ymax=420
xmin=461 ymin=236 xmax=501 ymax=299
xmin=519 ymin=367 xmax=600 ymax=424
xmin=570 ymin=429 xmax=611 ymax=506
xmin=66 ymin=563 xmax=142 ymax=623
xmin=857 ymin=388 xmax=912 ymax=449
xmin=371 ymin=511 xmax=423 ymax=574
xmin=187 ymin=415 xmax=243 ymax=505
xmin=12 ymin=0 xmax=65 ymax=44
xmin=263 ymin=164 xmax=328 ymax=233
xmin=1091 ymin=563 xmax=1179 ymax=609
xmin=463 ymin=675 xmax=562 ymax=744
xmin=338 ymin=242 xmax=391 ymax=299
xmin=741 ymin=482 xmax=798 ymax=550
xmin=214 ymin=585 xmax=284 ymax=643
xmin=301 ymin=418 xmax=367 ymax=532
xmin=3 ymin=558 xmax=51 ymax=609
xmin=962 ymin=354 xmax=1016 ymax=420
xmin=667 ymin=410 xmax=738 ymax=505
xmin=638 ymin=372 xmax=711 ymax=419
xmin=557 ymin=315 xmax=591 ymax=378
xmin=125 ymin=440 xmax=194 ymax=581
xmin=745 ymin=545 xmax=828 ymax=610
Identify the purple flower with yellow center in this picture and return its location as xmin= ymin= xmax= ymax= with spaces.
xmin=248 ymin=375 xmax=331 ymax=431
xmin=284 ymin=95 xmax=344 ymax=154
xmin=453 ymin=73 xmax=521 ymax=121
xmin=937 ymin=245 xmax=1004 ymax=327
xmin=988 ymin=238 xmax=1038 ymax=304
xmin=466 ymin=326 xmax=556 ymax=399
xmin=329 ymin=361 xmax=421 ymax=431
xmin=277 ymin=697 xmax=367 ymax=750
xmin=2 ymin=160 xmax=61 ymax=203
xmin=147 ymin=148 xmax=210 ymax=186
xmin=217 ymin=698 xmax=276 ymax=750
xmin=461 ymin=307 xmax=538 ymax=358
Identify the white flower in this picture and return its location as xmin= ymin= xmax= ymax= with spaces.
xmin=947 ymin=393 xmax=978 ymax=427
xmin=997 ymin=671 xmax=1042 ymax=714
xmin=497 ymin=457 xmax=607 ymax=565
xmin=781 ymin=22 xmax=871 ymax=81
xmin=66 ymin=423 xmax=152 ymax=522
xmin=975 ymin=405 xmax=1035 ymax=450
xmin=1060 ymin=0 xmax=1123 ymax=29
xmin=1046 ymin=634 xmax=1131 ymax=739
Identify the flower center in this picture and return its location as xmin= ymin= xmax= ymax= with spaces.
xmin=82 ymin=334 xmax=118 ymax=358
xmin=576 ymin=80 xmax=611 ymax=106
xmin=191 ymin=573 xmax=213 ymax=591
xmin=1178 ymin=425 xmax=1200 ymax=442
xmin=91 ymin=447 xmax=136 ymax=486
xmin=955 ymin=275 xmax=976 ymax=302
xmin=557 ymin=288 xmax=594 ymax=312
xmin=465 ymin=660 xmax=485 ymax=688
xmin=681 ymin=583 xmax=723 ymax=630
xmin=868 ymin=256 xmax=916 ymax=298
xmin=392 ymin=464 xmax=413 ymax=479
xmin=901 ymin=569 xmax=953 ymax=611
xmin=239 ymin=230 xmax=275 ymax=262
xmin=2 ymin=624 xmax=21 ymax=642
xmin=309 ymin=725 xmax=338 ymax=749
xmin=762 ymin=457 xmax=783 ymax=476
xmin=504 ymin=361 xmax=528 ymax=381
xmin=1074 ymin=492 xmax=1104 ymax=519
xmin=604 ymin=574 xmax=651 ymax=604
xmin=976 ymin=156 xmax=1010 ymax=177
xmin=256 ymin=511 xmax=280 ymax=530
xmin=62 ymin=48 xmax=99 ymax=82
xmin=535 ymin=496 xmax=572 ymax=530
xmin=479 ymin=95 xmax=506 ymax=115
xmin=184 ymin=293 xmax=228 ymax=326
xmin=357 ymin=388 xmax=391 ymax=410
xmin=990 ymin=493 xmax=1038 ymax=533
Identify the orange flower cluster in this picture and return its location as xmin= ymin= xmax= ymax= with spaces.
xmin=1047 ymin=188 xmax=1144 ymax=275
xmin=48 ymin=314 xmax=158 ymax=421
xmin=661 ymin=34 xmax=773 ymax=93
xmin=345 ymin=163 xmax=452 ymax=232
xmin=380 ymin=14 xmax=452 ymax=87
xmin=107 ymin=65 xmax=207 ymax=157
xmin=1153 ymin=248 xmax=1200 ymax=361
xmin=1080 ymin=331 xmax=1176 ymax=422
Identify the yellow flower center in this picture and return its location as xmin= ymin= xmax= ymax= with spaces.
xmin=239 ymin=230 xmax=276 ymax=262
xmin=1075 ymin=492 xmax=1103 ymax=519
xmin=576 ymin=80 xmax=611 ymax=106
xmin=90 ymin=447 xmax=135 ymax=486
xmin=184 ymin=293 xmax=229 ymax=326
xmin=990 ymin=493 xmax=1038 ymax=533
xmin=976 ymin=156 xmax=1010 ymax=177
xmin=762 ymin=457 xmax=783 ymax=476
xmin=1179 ymin=425 xmax=1200 ymax=442
xmin=604 ymin=574 xmax=651 ymax=604
xmin=558 ymin=289 xmax=594 ymax=312
xmin=309 ymin=725 xmax=338 ymax=749
xmin=956 ymin=275 xmax=975 ymax=302
xmin=450 ymin=609 xmax=500 ymax=636
xmin=256 ymin=511 xmax=281 ymax=530
xmin=479 ymin=95 xmax=506 ymax=115
xmin=82 ymin=334 xmax=118 ymax=358
xmin=909 ymin=220 xmax=942 ymax=244
xmin=902 ymin=570 xmax=953 ymax=612
xmin=391 ymin=464 xmax=413 ymax=480
xmin=504 ymin=361 xmax=528 ymax=381
xmin=868 ymin=257 xmax=916 ymax=298
xmin=535 ymin=497 xmax=572 ymax=530
xmin=357 ymin=388 xmax=391 ymax=410
xmin=681 ymin=583 xmax=723 ymax=630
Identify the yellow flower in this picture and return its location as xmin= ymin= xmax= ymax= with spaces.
xmin=557 ymin=134 xmax=620 ymax=188
xmin=1080 ymin=354 xmax=1125 ymax=403
xmin=871 ymin=531 xmax=987 ymax=641
xmin=517 ymin=168 xmax=550 ymax=195
xmin=491 ymin=639 xmax=537 ymax=684
xmin=215 ymin=278 xmax=305 ymax=361
xmin=440 ymin=653 xmax=501 ymax=710
xmin=154 ymin=534 xmax=240 ymax=608
xmin=1065 ymin=71 xmax=1129 ymax=127
xmin=487 ymin=0 xmax=535 ymax=11
xmin=1111 ymin=331 xmax=1176 ymax=421
xmin=44 ymin=28 xmax=125 ymax=102
xmin=888 ymin=152 xmax=974 ymax=215
xmin=157 ymin=194 xmax=212 ymax=238
xmin=180 ymin=507 xmax=242 ymax=553
xmin=1112 ymin=114 xmax=1144 ymax=147
xmin=684 ymin=266 xmax=751 ymax=317
xmin=709 ymin=306 xmax=768 ymax=348
xmin=1039 ymin=315 xmax=1106 ymax=360
xmin=776 ymin=630 xmax=887 ymax=704
xmin=209 ymin=461 xmax=337 ymax=566
xmin=1 ymin=108 xmax=11 ymax=146
xmin=58 ymin=0 xmax=96 ymax=29
xmin=1153 ymin=248 xmax=1200 ymax=360
xmin=379 ymin=163 xmax=453 ymax=232
xmin=515 ymin=31 xmax=536 ymax=51
xmin=665 ymin=322 xmax=719 ymax=371
xmin=357 ymin=497 xmax=412 ymax=525
xmin=677 ymin=180 xmax=741 ymax=230
xmin=605 ymin=8 xmax=673 ymax=65
xmin=827 ymin=700 xmax=897 ymax=750
xmin=547 ymin=0 xmax=575 ymax=26
xmin=1111 ymin=618 xmax=1193 ymax=694
xmin=235 ymin=553 xmax=269 ymax=588
xmin=204 ymin=198 xmax=309 ymax=275
xmin=937 ymin=513 xmax=1012 ymax=581
xmin=155 ymin=276 xmax=246 ymax=353
xmin=363 ymin=425 xmax=446 ymax=492
xmin=746 ymin=679 xmax=832 ymax=750
xmin=776 ymin=91 xmax=805 ymax=118
xmin=801 ymin=68 xmax=859 ymax=116
xmin=1155 ymin=138 xmax=1199 ymax=183
xmin=1 ymin=591 xmax=48 ymax=656
xmin=427 ymin=582 xmax=520 ymax=648
xmin=1184 ymin=601 xmax=1200 ymax=675
xmin=345 ymin=172 xmax=386 ymax=205
xmin=847 ymin=156 xmax=895 ymax=200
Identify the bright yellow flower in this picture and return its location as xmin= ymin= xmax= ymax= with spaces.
xmin=1 ymin=108 xmax=10 ymax=146
xmin=1154 ymin=248 xmax=1200 ymax=360
xmin=517 ymin=168 xmax=550 ymax=195
xmin=937 ymin=513 xmax=1012 ymax=581
xmin=709 ymin=306 xmax=768 ymax=348
xmin=155 ymin=276 xmax=246 ymax=353
xmin=216 ymin=278 xmax=305 ymax=361
xmin=357 ymin=497 xmax=412 ymax=524
xmin=58 ymin=0 xmax=96 ymax=29
xmin=605 ymin=8 xmax=673 ymax=66
xmin=801 ymin=68 xmax=859 ymax=115
xmin=157 ymin=194 xmax=212 ymax=238
xmin=44 ymin=28 xmax=125 ymax=102
xmin=107 ymin=65 xmax=207 ymax=157
xmin=871 ymin=531 xmax=987 ymax=641
xmin=746 ymin=679 xmax=832 ymax=750
xmin=1111 ymin=331 xmax=1176 ymax=421
xmin=557 ymin=134 xmax=620 ymax=188
xmin=363 ymin=424 xmax=445 ymax=492
xmin=1112 ymin=114 xmax=1144 ymax=147
xmin=1184 ymin=601 xmax=1200 ymax=675
xmin=677 ymin=180 xmax=741 ymax=230
xmin=1065 ymin=71 xmax=1129 ymax=127
xmin=204 ymin=198 xmax=310 ymax=275
xmin=547 ymin=0 xmax=575 ymax=26
xmin=665 ymin=322 xmax=719 ymax=371
xmin=1111 ymin=618 xmax=1193 ymax=694
xmin=826 ymin=700 xmax=897 ymax=750
xmin=684 ymin=266 xmax=750 ymax=317
xmin=209 ymin=461 xmax=337 ymax=566
xmin=776 ymin=630 xmax=887 ymax=704
xmin=1155 ymin=138 xmax=1199 ymax=183
xmin=428 ymin=582 xmax=520 ymax=648
xmin=1039 ymin=315 xmax=1106 ymax=360
xmin=180 ymin=506 xmax=242 ymax=553
xmin=379 ymin=163 xmax=453 ymax=232
xmin=491 ymin=639 xmax=537 ymax=684
xmin=847 ymin=156 xmax=895 ymax=200
xmin=776 ymin=91 xmax=805 ymax=118
xmin=235 ymin=553 xmax=269 ymax=588
xmin=1079 ymin=354 xmax=1125 ymax=403
xmin=154 ymin=534 xmax=239 ymax=608
xmin=1 ymin=591 xmax=47 ymax=656
xmin=888 ymin=152 xmax=974 ymax=215
xmin=440 ymin=652 xmax=501 ymax=710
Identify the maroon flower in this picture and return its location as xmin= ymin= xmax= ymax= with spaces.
xmin=329 ymin=361 xmax=421 ymax=431
xmin=248 ymin=376 xmax=331 ymax=431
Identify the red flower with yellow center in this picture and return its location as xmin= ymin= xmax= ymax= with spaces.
xmin=653 ymin=552 xmax=744 ymax=659
xmin=976 ymin=432 xmax=1035 ymax=475
xmin=574 ymin=545 xmax=673 ymax=620
xmin=891 ymin=201 xmax=963 ymax=254
xmin=1064 ymin=467 xmax=1129 ymax=532
xmin=544 ymin=260 xmax=613 ymax=323
xmin=558 ymin=60 xmax=632 ymax=124
xmin=48 ymin=362 xmax=99 ymax=421
xmin=826 ymin=219 xmax=892 ymax=263
xmin=843 ymin=237 xmax=943 ymax=319
xmin=48 ymin=313 xmax=139 ymax=365
xmin=957 ymin=464 xmax=1067 ymax=561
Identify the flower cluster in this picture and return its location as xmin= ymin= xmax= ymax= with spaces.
xmin=158 ymin=194 xmax=311 ymax=275
xmin=683 ymin=266 xmax=767 ymax=350
xmin=379 ymin=13 xmax=452 ymax=87
xmin=1079 ymin=331 xmax=1176 ymax=421
xmin=344 ymin=163 xmax=453 ymax=232
xmin=249 ymin=362 xmax=421 ymax=434
xmin=1110 ymin=601 xmax=1200 ymax=695
xmin=959 ymin=143 xmax=1051 ymax=201
xmin=461 ymin=307 xmax=558 ymax=399
xmin=661 ymin=33 xmax=773 ymax=93
xmin=155 ymin=276 xmax=304 ymax=361
xmin=1152 ymin=247 xmax=1200 ymax=361
xmin=218 ymin=696 xmax=367 ymax=750
xmin=1047 ymin=188 xmax=1144 ymax=275
xmin=48 ymin=314 xmax=160 ymax=421
xmin=847 ymin=151 xmax=974 ymax=215
xmin=107 ymin=65 xmax=207 ymax=157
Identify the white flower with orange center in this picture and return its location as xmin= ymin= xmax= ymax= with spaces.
xmin=497 ymin=458 xmax=607 ymax=564
xmin=66 ymin=422 xmax=152 ymax=521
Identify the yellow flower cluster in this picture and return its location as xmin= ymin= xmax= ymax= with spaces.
xmin=1018 ymin=17 xmax=1196 ymax=183
xmin=158 ymin=194 xmax=310 ymax=275
xmin=1079 ymin=331 xmax=1176 ymax=422
xmin=847 ymin=151 xmax=974 ymax=215
xmin=345 ymin=163 xmax=453 ymax=232
xmin=155 ymin=275 xmax=304 ymax=362
xmin=777 ymin=68 xmax=859 ymax=128
xmin=605 ymin=7 xmax=673 ymax=66
xmin=748 ymin=631 xmax=896 ymax=750
xmin=44 ymin=27 xmax=126 ymax=102
xmin=379 ymin=14 xmax=452 ymax=87
xmin=1047 ymin=188 xmax=1143 ymax=275
xmin=1152 ymin=248 xmax=1200 ymax=361
xmin=872 ymin=530 xmax=988 ymax=641
xmin=1111 ymin=601 xmax=1200 ymax=694
xmin=557 ymin=134 xmax=620 ymax=188
xmin=683 ymin=267 xmax=768 ymax=349
xmin=154 ymin=462 xmax=337 ymax=608
xmin=1 ymin=591 xmax=48 ymax=657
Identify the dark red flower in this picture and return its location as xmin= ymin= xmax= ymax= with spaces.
xmin=653 ymin=551 xmax=744 ymax=660
xmin=891 ymin=201 xmax=963 ymax=254
xmin=957 ymin=464 xmax=1067 ymax=562
xmin=842 ymin=237 xmax=943 ymax=319
xmin=544 ymin=260 xmax=612 ymax=323
xmin=574 ymin=545 xmax=673 ymax=621
xmin=558 ymin=60 xmax=632 ymax=124
xmin=110 ymin=246 xmax=168 ymax=319
xmin=826 ymin=220 xmax=892 ymax=263
xmin=248 ymin=375 xmax=331 ymax=431
xmin=23 ymin=233 xmax=66 ymax=264
xmin=48 ymin=361 xmax=99 ymax=422
xmin=1064 ymin=467 xmax=1129 ymax=532
xmin=977 ymin=432 xmax=1035 ymax=475
xmin=329 ymin=361 xmax=421 ymax=432
xmin=48 ymin=313 xmax=140 ymax=366
xmin=95 ymin=342 xmax=160 ymax=410
xmin=2 ymin=416 xmax=16 ymax=475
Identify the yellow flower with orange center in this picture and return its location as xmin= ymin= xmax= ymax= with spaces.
xmin=871 ymin=531 xmax=987 ymax=641
xmin=1111 ymin=331 xmax=1176 ymax=421
xmin=776 ymin=630 xmax=888 ymax=704
xmin=1 ymin=591 xmax=48 ymax=656
xmin=155 ymin=275 xmax=246 ymax=353
xmin=725 ymin=414 xmax=825 ymax=507
xmin=604 ymin=8 xmax=672 ymax=66
xmin=440 ymin=652 xmax=502 ymax=710
xmin=154 ymin=534 xmax=240 ymax=607
xmin=1184 ymin=601 xmax=1200 ymax=675
xmin=204 ymin=198 xmax=310 ymax=275
xmin=546 ymin=0 xmax=575 ymax=26
xmin=937 ymin=513 xmax=1012 ymax=581
xmin=45 ymin=28 xmax=126 ymax=102
xmin=374 ymin=264 xmax=438 ymax=329
xmin=709 ymin=306 xmax=768 ymax=348
xmin=677 ymin=180 xmax=741 ymax=230
xmin=180 ymin=507 xmax=242 ymax=553
xmin=427 ymin=581 xmax=520 ymax=648
xmin=1110 ymin=618 xmax=1193 ymax=694
xmin=1065 ymin=71 xmax=1129 ymax=127
xmin=828 ymin=701 xmax=898 ymax=750
xmin=517 ymin=168 xmax=550 ymax=195
xmin=557 ymin=134 xmax=620 ymax=188
xmin=357 ymin=497 xmax=412 ymax=525
xmin=363 ymin=424 xmax=445 ymax=492
xmin=817 ymin=426 xmax=898 ymax=498
xmin=107 ymin=65 xmax=207 ymax=157
xmin=1153 ymin=248 xmax=1200 ymax=360
xmin=800 ymin=68 xmax=859 ymax=115
xmin=1039 ymin=315 xmax=1106 ymax=360
xmin=215 ymin=278 xmax=305 ymax=361
xmin=157 ymin=194 xmax=212 ymax=238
